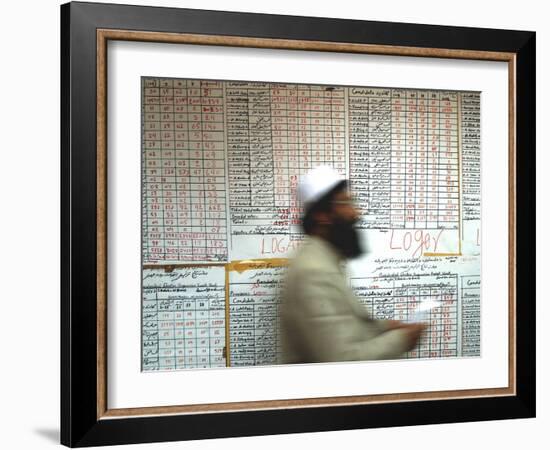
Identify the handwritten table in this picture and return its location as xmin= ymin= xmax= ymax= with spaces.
xmin=143 ymin=79 xmax=228 ymax=263
xmin=140 ymin=78 xmax=481 ymax=370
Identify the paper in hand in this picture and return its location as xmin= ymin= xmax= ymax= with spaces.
xmin=407 ymin=298 xmax=441 ymax=323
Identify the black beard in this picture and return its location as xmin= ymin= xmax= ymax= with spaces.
xmin=327 ymin=218 xmax=363 ymax=259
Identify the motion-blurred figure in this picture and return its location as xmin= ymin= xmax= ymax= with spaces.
xmin=280 ymin=166 xmax=426 ymax=364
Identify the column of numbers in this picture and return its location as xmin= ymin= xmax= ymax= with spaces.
xmin=329 ymin=88 xmax=346 ymax=175
xmin=427 ymin=92 xmax=440 ymax=228
xmin=439 ymin=93 xmax=459 ymax=228
xmin=272 ymin=85 xmax=289 ymax=210
xmin=404 ymin=91 xmax=418 ymax=228
xmin=297 ymin=86 xmax=312 ymax=175
xmin=143 ymin=79 xmax=164 ymax=258
xmin=173 ymin=79 xmax=192 ymax=259
xmin=142 ymin=78 xmax=228 ymax=264
xmin=415 ymin=91 xmax=428 ymax=228
xmin=391 ymin=90 xmax=406 ymax=227
xmin=159 ymin=80 xmax=178 ymax=260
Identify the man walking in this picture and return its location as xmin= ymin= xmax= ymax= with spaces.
xmin=280 ymin=165 xmax=426 ymax=364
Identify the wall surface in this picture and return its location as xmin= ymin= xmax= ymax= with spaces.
xmin=0 ymin=0 xmax=545 ymax=449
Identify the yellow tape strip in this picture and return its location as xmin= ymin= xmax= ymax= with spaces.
xmin=226 ymin=258 xmax=290 ymax=273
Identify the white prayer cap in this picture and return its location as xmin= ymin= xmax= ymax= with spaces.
xmin=298 ymin=165 xmax=345 ymax=211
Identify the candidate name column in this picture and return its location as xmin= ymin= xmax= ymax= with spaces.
xmin=348 ymin=88 xmax=370 ymax=227
xmin=367 ymin=88 xmax=391 ymax=228
xmin=249 ymin=83 xmax=275 ymax=231
xmin=142 ymin=285 xmax=159 ymax=370
xmin=461 ymin=92 xmax=481 ymax=222
xmin=461 ymin=275 xmax=480 ymax=356
xmin=226 ymin=82 xmax=252 ymax=240
xmin=227 ymin=82 xmax=285 ymax=236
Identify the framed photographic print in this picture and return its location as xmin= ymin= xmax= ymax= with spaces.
xmin=61 ymin=1 xmax=535 ymax=447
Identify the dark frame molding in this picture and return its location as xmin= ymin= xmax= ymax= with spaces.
xmin=61 ymin=1 xmax=535 ymax=446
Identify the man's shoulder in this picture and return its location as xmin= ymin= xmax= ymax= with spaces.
xmin=290 ymin=236 xmax=341 ymax=273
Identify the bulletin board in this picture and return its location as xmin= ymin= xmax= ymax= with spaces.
xmin=140 ymin=77 xmax=480 ymax=371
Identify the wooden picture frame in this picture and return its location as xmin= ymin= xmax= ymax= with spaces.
xmin=61 ymin=1 xmax=535 ymax=446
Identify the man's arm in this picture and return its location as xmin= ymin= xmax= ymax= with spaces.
xmin=291 ymin=272 xmax=425 ymax=361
